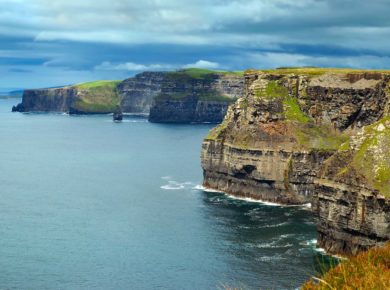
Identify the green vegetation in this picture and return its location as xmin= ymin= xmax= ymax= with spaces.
xmin=73 ymin=80 xmax=121 ymax=113
xmin=303 ymin=242 xmax=390 ymax=290
xmin=295 ymin=123 xmax=348 ymax=151
xmin=179 ymin=68 xmax=243 ymax=79
xmin=350 ymin=116 xmax=390 ymax=196
xmin=283 ymin=96 xmax=310 ymax=123
xmin=247 ymin=67 xmax=390 ymax=76
xmin=255 ymin=80 xmax=289 ymax=99
xmin=206 ymin=121 xmax=228 ymax=141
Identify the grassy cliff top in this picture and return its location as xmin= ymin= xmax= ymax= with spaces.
xmin=246 ymin=67 xmax=390 ymax=76
xmin=168 ymin=68 xmax=244 ymax=79
xmin=303 ymin=242 xmax=390 ymax=289
xmin=74 ymin=80 xmax=121 ymax=90
xmin=72 ymin=80 xmax=121 ymax=113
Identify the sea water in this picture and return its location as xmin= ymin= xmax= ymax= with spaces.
xmin=0 ymin=99 xmax=327 ymax=289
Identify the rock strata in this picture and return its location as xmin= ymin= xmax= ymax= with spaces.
xmin=201 ymin=68 xmax=390 ymax=255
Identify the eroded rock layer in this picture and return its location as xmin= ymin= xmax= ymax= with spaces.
xmin=149 ymin=71 xmax=244 ymax=123
xmin=201 ymin=68 xmax=390 ymax=254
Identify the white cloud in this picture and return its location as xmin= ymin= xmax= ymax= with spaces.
xmin=95 ymin=59 xmax=220 ymax=72
xmin=182 ymin=60 xmax=219 ymax=69
xmin=94 ymin=61 xmax=173 ymax=71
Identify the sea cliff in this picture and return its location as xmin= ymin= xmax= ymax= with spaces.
xmin=149 ymin=69 xmax=244 ymax=123
xmin=13 ymin=69 xmax=244 ymax=122
xmin=201 ymin=68 xmax=390 ymax=255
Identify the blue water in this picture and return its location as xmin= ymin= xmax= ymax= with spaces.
xmin=0 ymin=99 xmax=325 ymax=289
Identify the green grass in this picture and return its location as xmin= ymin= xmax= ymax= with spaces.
xmin=246 ymin=67 xmax=390 ymax=77
xmin=75 ymin=80 xmax=121 ymax=90
xmin=283 ymin=96 xmax=311 ymax=123
xmin=72 ymin=80 xmax=121 ymax=113
xmin=167 ymin=68 xmax=243 ymax=80
xmin=295 ymin=123 xmax=349 ymax=150
xmin=206 ymin=121 xmax=228 ymax=140
xmin=350 ymin=116 xmax=390 ymax=196
xmin=255 ymin=80 xmax=289 ymax=99
xmin=303 ymin=242 xmax=390 ymax=290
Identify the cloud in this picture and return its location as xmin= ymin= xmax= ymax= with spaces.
xmin=182 ymin=60 xmax=219 ymax=69
xmin=94 ymin=61 xmax=173 ymax=71
xmin=2 ymin=0 xmax=390 ymax=89
xmin=95 ymin=59 xmax=219 ymax=72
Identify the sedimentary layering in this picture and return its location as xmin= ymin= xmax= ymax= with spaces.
xmin=13 ymin=81 xmax=121 ymax=114
xmin=13 ymin=69 xmax=244 ymax=122
xmin=201 ymin=68 xmax=390 ymax=254
xmin=118 ymin=72 xmax=165 ymax=113
xmin=148 ymin=70 xmax=244 ymax=123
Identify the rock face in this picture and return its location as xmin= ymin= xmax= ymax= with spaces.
xmin=201 ymin=68 xmax=390 ymax=255
xmin=12 ymin=69 xmax=244 ymax=122
xmin=13 ymin=81 xmax=121 ymax=114
xmin=119 ymin=72 xmax=166 ymax=113
xmin=149 ymin=71 xmax=244 ymax=123
xmin=313 ymin=117 xmax=390 ymax=254
xmin=13 ymin=87 xmax=77 ymax=112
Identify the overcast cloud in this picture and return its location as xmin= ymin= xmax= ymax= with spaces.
xmin=1 ymin=0 xmax=390 ymax=89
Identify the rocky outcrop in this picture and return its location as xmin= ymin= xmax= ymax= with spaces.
xmin=13 ymin=87 xmax=77 ymax=112
xmin=119 ymin=72 xmax=166 ymax=113
xmin=201 ymin=68 xmax=390 ymax=255
xmin=13 ymin=81 xmax=121 ymax=114
xmin=313 ymin=117 xmax=390 ymax=254
xmin=149 ymin=70 xmax=244 ymax=123
xmin=13 ymin=69 xmax=244 ymax=121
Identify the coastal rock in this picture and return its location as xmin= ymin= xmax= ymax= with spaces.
xmin=201 ymin=68 xmax=390 ymax=254
xmin=149 ymin=70 xmax=244 ymax=123
xmin=119 ymin=72 xmax=166 ymax=113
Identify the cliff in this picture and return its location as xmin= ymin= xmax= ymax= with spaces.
xmin=13 ymin=80 xmax=121 ymax=114
xmin=118 ymin=72 xmax=165 ymax=113
xmin=148 ymin=69 xmax=244 ymax=123
xmin=13 ymin=69 xmax=244 ymax=121
xmin=201 ymin=68 xmax=390 ymax=255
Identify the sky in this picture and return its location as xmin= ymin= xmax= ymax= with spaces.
xmin=2 ymin=0 xmax=390 ymax=90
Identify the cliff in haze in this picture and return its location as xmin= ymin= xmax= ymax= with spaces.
xmin=149 ymin=69 xmax=244 ymax=123
xmin=13 ymin=81 xmax=121 ymax=114
xmin=201 ymin=68 xmax=390 ymax=255
xmin=12 ymin=69 xmax=244 ymax=122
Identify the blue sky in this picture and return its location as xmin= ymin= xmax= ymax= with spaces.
xmin=2 ymin=0 xmax=390 ymax=90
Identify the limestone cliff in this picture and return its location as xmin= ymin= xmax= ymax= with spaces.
xmin=13 ymin=69 xmax=244 ymax=122
xmin=149 ymin=69 xmax=244 ymax=123
xmin=119 ymin=72 xmax=165 ymax=113
xmin=13 ymin=80 xmax=121 ymax=114
xmin=201 ymin=68 xmax=390 ymax=254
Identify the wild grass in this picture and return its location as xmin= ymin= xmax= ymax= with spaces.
xmin=246 ymin=67 xmax=390 ymax=76
xmin=73 ymin=80 xmax=121 ymax=113
xmin=303 ymin=242 xmax=390 ymax=290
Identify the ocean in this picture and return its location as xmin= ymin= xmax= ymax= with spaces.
xmin=0 ymin=99 xmax=327 ymax=289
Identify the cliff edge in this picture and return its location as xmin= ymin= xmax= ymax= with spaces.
xmin=201 ymin=68 xmax=390 ymax=254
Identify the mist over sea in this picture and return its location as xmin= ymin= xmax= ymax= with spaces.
xmin=0 ymin=99 xmax=326 ymax=289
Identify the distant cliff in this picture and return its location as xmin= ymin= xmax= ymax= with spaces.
xmin=118 ymin=72 xmax=165 ymax=114
xmin=13 ymin=80 xmax=121 ymax=114
xmin=201 ymin=68 xmax=390 ymax=255
xmin=149 ymin=69 xmax=244 ymax=123
xmin=12 ymin=69 xmax=244 ymax=122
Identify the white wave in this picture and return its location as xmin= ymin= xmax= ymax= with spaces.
xmin=161 ymin=179 xmax=195 ymax=190
xmin=194 ymin=184 xmax=313 ymax=209
xmin=260 ymin=221 xmax=290 ymax=228
xmin=160 ymin=180 xmax=185 ymax=190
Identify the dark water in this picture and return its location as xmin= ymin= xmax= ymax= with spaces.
xmin=0 ymin=99 xmax=326 ymax=289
